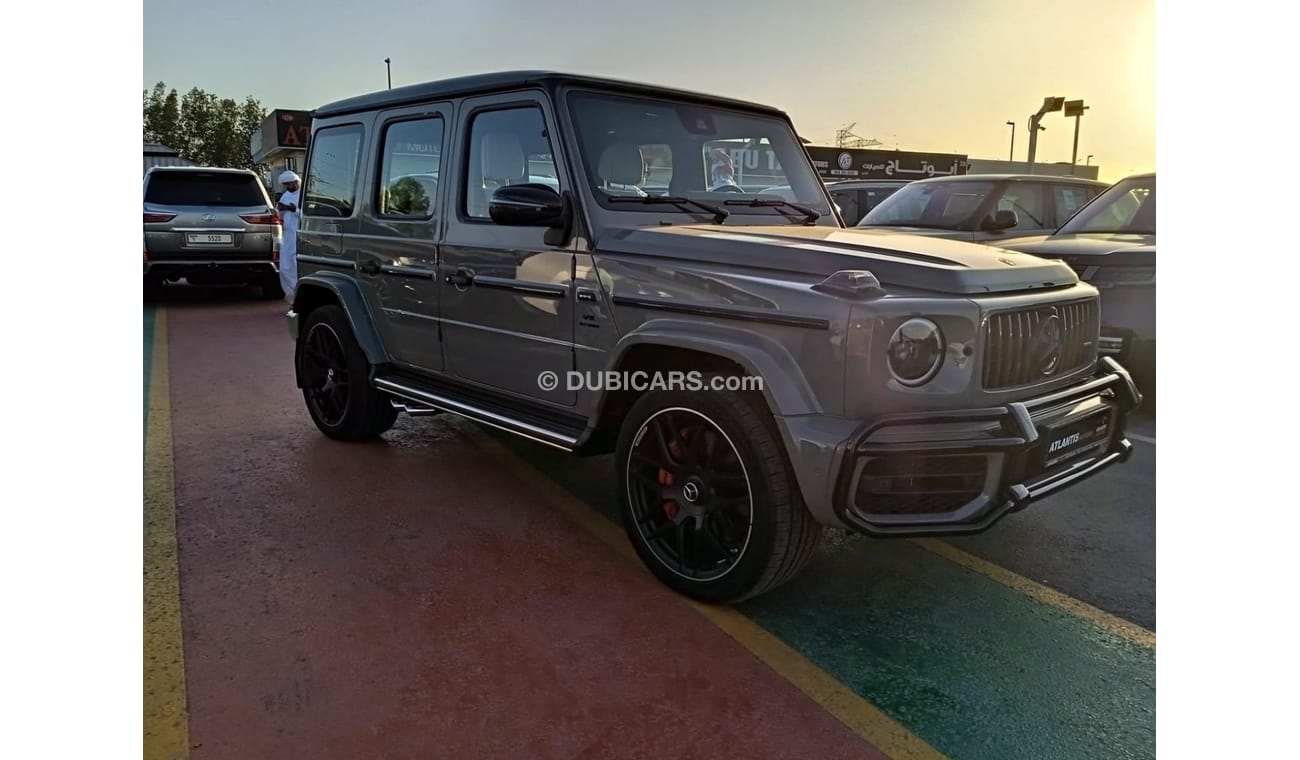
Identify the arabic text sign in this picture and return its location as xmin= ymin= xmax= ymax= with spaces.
xmin=805 ymin=147 xmax=969 ymax=181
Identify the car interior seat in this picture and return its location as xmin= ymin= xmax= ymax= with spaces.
xmin=475 ymin=132 xmax=528 ymax=216
xmin=597 ymin=143 xmax=646 ymax=196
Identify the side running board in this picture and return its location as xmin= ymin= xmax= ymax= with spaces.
xmin=373 ymin=374 xmax=582 ymax=452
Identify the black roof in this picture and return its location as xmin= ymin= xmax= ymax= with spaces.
xmin=313 ymin=70 xmax=788 ymax=119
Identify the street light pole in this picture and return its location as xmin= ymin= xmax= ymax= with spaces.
xmin=1064 ymin=100 xmax=1089 ymax=175
xmin=1006 ymin=121 xmax=1015 ymax=162
xmin=1086 ymin=154 xmax=1094 ymax=166
xmin=385 ymin=57 xmax=391 ymax=89
xmin=1026 ymin=96 xmax=1064 ymax=174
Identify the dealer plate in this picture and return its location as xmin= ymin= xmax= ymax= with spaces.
xmin=186 ymin=233 xmax=233 ymax=245
xmin=1033 ymin=408 xmax=1112 ymax=472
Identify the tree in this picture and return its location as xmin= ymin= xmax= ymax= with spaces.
xmin=143 ymin=82 xmax=267 ymax=170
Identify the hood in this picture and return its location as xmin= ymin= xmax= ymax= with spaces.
xmin=595 ymin=224 xmax=1077 ymax=296
xmin=851 ymin=225 xmax=974 ymax=241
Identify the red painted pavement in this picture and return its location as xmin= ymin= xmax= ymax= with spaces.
xmin=163 ymin=292 xmax=884 ymax=759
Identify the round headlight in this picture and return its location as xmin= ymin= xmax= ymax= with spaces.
xmin=888 ymin=318 xmax=944 ymax=386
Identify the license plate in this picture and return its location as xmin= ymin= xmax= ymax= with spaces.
xmin=186 ymin=233 xmax=233 ymax=245
xmin=1033 ymin=408 xmax=1112 ymax=471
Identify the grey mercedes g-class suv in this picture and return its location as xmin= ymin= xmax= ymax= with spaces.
xmin=286 ymin=71 xmax=1141 ymax=603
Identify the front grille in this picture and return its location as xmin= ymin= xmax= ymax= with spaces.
xmin=855 ymin=455 xmax=987 ymax=516
xmin=981 ymin=300 xmax=1097 ymax=390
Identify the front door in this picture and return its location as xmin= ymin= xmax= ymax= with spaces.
xmin=438 ymin=93 xmax=577 ymax=406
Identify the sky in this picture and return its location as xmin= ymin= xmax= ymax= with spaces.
xmin=143 ymin=0 xmax=1154 ymax=183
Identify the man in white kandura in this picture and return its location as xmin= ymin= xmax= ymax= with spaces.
xmin=276 ymin=170 xmax=302 ymax=301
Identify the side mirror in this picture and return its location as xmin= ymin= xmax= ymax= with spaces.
xmin=489 ymin=184 xmax=567 ymax=227
xmin=981 ymin=209 xmax=1019 ymax=231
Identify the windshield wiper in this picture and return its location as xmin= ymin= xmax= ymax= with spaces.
xmin=725 ymin=197 xmax=820 ymax=224
xmin=607 ymin=195 xmax=729 ymax=223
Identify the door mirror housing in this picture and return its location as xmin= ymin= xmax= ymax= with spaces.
xmin=489 ymin=184 xmax=567 ymax=227
xmin=980 ymin=209 xmax=1019 ymax=231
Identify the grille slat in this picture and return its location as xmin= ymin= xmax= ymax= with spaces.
xmin=981 ymin=300 xmax=1097 ymax=390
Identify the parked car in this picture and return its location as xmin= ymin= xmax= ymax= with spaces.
xmin=286 ymin=71 xmax=1141 ymax=604
xmin=856 ymin=174 xmax=1108 ymax=243
xmin=825 ymin=179 xmax=911 ymax=225
xmin=143 ymin=166 xmax=283 ymax=299
xmin=999 ymin=172 xmax=1156 ymax=401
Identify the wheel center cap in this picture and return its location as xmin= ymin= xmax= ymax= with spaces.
xmin=682 ymin=480 xmax=702 ymax=504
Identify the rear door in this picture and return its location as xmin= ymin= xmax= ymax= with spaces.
xmin=299 ymin=121 xmax=368 ymax=270
xmin=351 ymin=105 xmax=450 ymax=373
xmin=143 ymin=170 xmax=277 ymax=260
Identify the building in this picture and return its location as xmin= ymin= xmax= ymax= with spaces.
xmin=143 ymin=142 xmax=194 ymax=175
xmin=251 ymin=109 xmax=312 ymax=190
xmin=965 ymin=158 xmax=1100 ymax=181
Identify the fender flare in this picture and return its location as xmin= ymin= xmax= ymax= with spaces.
xmin=291 ymin=272 xmax=389 ymax=367
xmin=587 ymin=318 xmax=824 ymax=423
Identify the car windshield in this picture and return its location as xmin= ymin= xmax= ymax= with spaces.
xmin=145 ymin=171 xmax=265 ymax=207
xmin=1055 ymin=175 xmax=1156 ymax=235
xmin=858 ymin=180 xmax=995 ymax=229
xmin=567 ymin=90 xmax=831 ymax=219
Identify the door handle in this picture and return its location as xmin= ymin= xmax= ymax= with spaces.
xmin=445 ymin=268 xmax=474 ymax=288
xmin=358 ymin=260 xmax=380 ymax=275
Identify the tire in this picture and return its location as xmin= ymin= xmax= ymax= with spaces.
xmin=296 ymin=305 xmax=397 ymax=440
xmin=615 ymin=384 xmax=822 ymax=603
xmin=259 ymin=275 xmax=284 ymax=300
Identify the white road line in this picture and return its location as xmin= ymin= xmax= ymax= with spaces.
xmin=1130 ymin=433 xmax=1156 ymax=445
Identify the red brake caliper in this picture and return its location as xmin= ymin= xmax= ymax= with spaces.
xmin=659 ymin=428 xmax=690 ymax=522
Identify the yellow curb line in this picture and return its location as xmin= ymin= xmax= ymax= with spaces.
xmin=910 ymin=537 xmax=1155 ymax=649
xmin=144 ymin=307 xmax=190 ymax=760
xmin=463 ymin=426 xmax=945 ymax=760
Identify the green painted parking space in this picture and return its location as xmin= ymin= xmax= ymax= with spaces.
xmin=486 ymin=430 xmax=1155 ymax=760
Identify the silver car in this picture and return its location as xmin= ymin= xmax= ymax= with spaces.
xmin=143 ymin=166 xmax=283 ymax=299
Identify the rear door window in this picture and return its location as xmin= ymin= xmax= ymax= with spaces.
xmin=145 ymin=172 xmax=265 ymax=207
xmin=1052 ymin=184 xmax=1097 ymax=226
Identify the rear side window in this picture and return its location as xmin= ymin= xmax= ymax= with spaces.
xmin=1053 ymin=185 xmax=1096 ymax=224
xmin=144 ymin=172 xmax=265 ymax=207
xmin=305 ymin=124 xmax=365 ymax=218
xmin=829 ymin=189 xmax=861 ymax=225
xmin=377 ymin=117 xmax=444 ymax=219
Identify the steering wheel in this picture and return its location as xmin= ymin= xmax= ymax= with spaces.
xmin=713 ymin=184 xmax=746 ymax=194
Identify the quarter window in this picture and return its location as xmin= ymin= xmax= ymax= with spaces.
xmin=377 ymin=117 xmax=444 ymax=219
xmin=304 ymin=124 xmax=364 ymax=218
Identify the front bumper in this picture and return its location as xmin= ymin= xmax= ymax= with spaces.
xmin=829 ymin=357 xmax=1142 ymax=537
